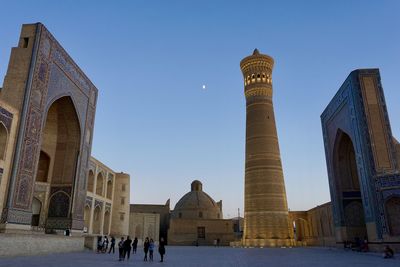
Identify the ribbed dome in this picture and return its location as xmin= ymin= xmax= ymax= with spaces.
xmin=172 ymin=180 xmax=222 ymax=219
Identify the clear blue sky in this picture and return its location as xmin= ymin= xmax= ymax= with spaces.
xmin=1 ymin=1 xmax=399 ymax=218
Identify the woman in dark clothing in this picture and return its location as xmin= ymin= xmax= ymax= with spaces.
xmin=123 ymin=236 xmax=133 ymax=260
xmin=158 ymin=237 xmax=166 ymax=262
xmin=109 ymin=236 xmax=116 ymax=254
xmin=143 ymin=237 xmax=150 ymax=261
xmin=132 ymin=237 xmax=138 ymax=254
xmin=118 ymin=237 xmax=125 ymax=261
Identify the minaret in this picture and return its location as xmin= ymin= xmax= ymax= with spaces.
xmin=240 ymin=49 xmax=293 ymax=247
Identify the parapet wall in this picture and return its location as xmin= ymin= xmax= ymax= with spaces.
xmin=0 ymin=233 xmax=84 ymax=257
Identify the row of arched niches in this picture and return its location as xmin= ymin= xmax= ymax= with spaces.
xmin=244 ymin=72 xmax=272 ymax=86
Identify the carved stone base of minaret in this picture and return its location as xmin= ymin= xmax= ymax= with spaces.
xmin=242 ymin=238 xmax=295 ymax=247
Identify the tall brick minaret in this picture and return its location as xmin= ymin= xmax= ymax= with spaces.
xmin=240 ymin=49 xmax=293 ymax=247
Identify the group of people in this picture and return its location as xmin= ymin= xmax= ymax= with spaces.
xmin=117 ymin=236 xmax=166 ymax=262
xmin=97 ymin=235 xmax=116 ymax=253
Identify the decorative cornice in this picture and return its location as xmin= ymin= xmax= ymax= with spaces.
xmin=245 ymin=87 xmax=272 ymax=98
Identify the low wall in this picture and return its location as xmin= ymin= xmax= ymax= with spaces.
xmin=0 ymin=233 xmax=84 ymax=257
xmin=84 ymin=235 xmax=97 ymax=250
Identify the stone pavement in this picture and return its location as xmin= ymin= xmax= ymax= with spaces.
xmin=0 ymin=246 xmax=399 ymax=267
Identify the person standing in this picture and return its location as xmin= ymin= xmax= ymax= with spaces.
xmin=109 ymin=236 xmax=116 ymax=254
xmin=118 ymin=237 xmax=125 ymax=261
xmin=132 ymin=237 xmax=138 ymax=254
xmin=102 ymin=236 xmax=109 ymax=253
xmin=143 ymin=237 xmax=150 ymax=261
xmin=149 ymin=239 xmax=155 ymax=262
xmin=97 ymin=236 xmax=103 ymax=253
xmin=123 ymin=236 xmax=133 ymax=260
xmin=158 ymin=237 xmax=166 ymax=262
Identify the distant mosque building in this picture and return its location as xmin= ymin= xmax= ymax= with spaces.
xmin=168 ymin=180 xmax=235 ymax=245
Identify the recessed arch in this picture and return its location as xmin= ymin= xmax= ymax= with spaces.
xmin=333 ymin=129 xmax=367 ymax=240
xmin=93 ymin=205 xmax=102 ymax=234
xmin=103 ymin=210 xmax=110 ymax=235
xmin=385 ymin=196 xmax=400 ymax=236
xmin=106 ymin=180 xmax=113 ymax=199
xmin=293 ymin=218 xmax=310 ymax=241
xmin=48 ymin=191 xmax=70 ymax=218
xmin=84 ymin=205 xmax=91 ymax=233
xmin=88 ymin=170 xmax=95 ymax=193
xmin=0 ymin=122 xmax=8 ymax=160
xmin=96 ymin=172 xmax=104 ymax=196
xmin=31 ymin=197 xmax=42 ymax=226
xmin=39 ymin=96 xmax=81 ymax=228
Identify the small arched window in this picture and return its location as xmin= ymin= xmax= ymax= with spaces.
xmin=199 ymin=211 xmax=203 ymax=218
xmin=178 ymin=212 xmax=182 ymax=218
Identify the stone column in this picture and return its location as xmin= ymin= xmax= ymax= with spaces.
xmin=89 ymin=199 xmax=94 ymax=234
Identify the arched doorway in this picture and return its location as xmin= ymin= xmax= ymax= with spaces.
xmin=39 ymin=96 xmax=81 ymax=229
xmin=294 ymin=218 xmax=310 ymax=241
xmin=103 ymin=210 xmax=110 ymax=235
xmin=31 ymin=197 xmax=42 ymax=226
xmin=333 ymin=130 xmax=367 ymax=241
xmin=93 ymin=206 xmax=102 ymax=234
xmin=84 ymin=205 xmax=91 ymax=233
xmin=106 ymin=180 xmax=113 ymax=199
xmin=385 ymin=197 xmax=400 ymax=236
xmin=0 ymin=122 xmax=8 ymax=160
xmin=88 ymin=170 xmax=94 ymax=193
xmin=96 ymin=172 xmax=104 ymax=196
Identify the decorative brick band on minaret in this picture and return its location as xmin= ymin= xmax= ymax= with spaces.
xmin=240 ymin=49 xmax=293 ymax=247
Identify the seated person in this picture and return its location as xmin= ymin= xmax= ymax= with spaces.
xmin=383 ymin=246 xmax=394 ymax=259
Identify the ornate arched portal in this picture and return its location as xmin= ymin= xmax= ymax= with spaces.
xmin=333 ymin=130 xmax=367 ymax=241
xmin=39 ymin=96 xmax=81 ymax=230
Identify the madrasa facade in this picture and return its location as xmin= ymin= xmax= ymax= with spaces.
xmin=0 ymin=23 xmax=131 ymax=256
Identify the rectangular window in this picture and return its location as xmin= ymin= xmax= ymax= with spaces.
xmin=197 ymin=227 xmax=205 ymax=239
xmin=22 ymin=37 xmax=29 ymax=48
xmin=120 ymin=212 xmax=125 ymax=221
xmin=121 ymin=197 xmax=125 ymax=205
xmin=122 ymin=184 xmax=126 ymax=192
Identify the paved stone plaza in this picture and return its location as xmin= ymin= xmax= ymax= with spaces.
xmin=0 ymin=246 xmax=398 ymax=267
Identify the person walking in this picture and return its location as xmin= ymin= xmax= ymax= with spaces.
xmin=158 ymin=237 xmax=166 ymax=262
xmin=143 ymin=237 xmax=150 ymax=261
xmin=123 ymin=236 xmax=133 ymax=261
xmin=132 ymin=237 xmax=138 ymax=254
xmin=149 ymin=239 xmax=155 ymax=262
xmin=109 ymin=236 xmax=116 ymax=254
xmin=118 ymin=237 xmax=125 ymax=261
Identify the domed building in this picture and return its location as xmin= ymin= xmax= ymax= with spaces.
xmin=168 ymin=180 xmax=235 ymax=246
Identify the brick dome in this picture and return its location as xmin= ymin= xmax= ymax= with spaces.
xmin=171 ymin=180 xmax=222 ymax=219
